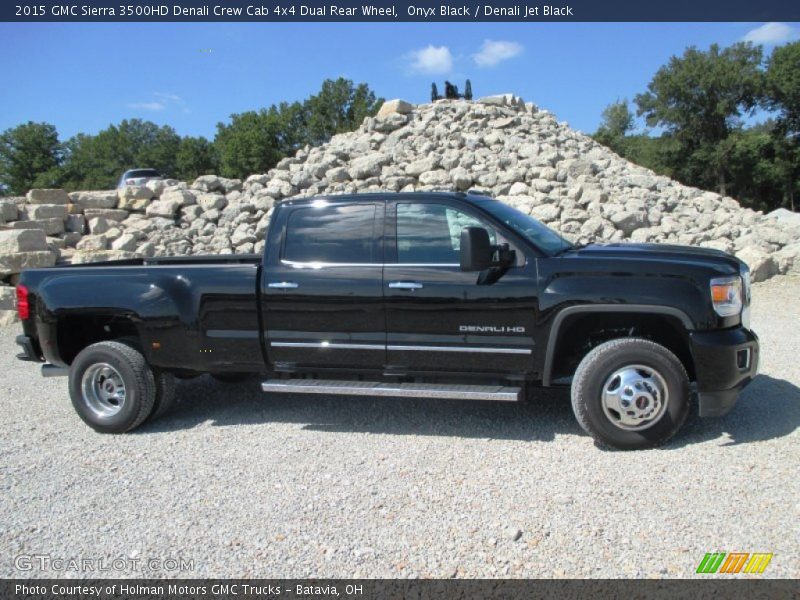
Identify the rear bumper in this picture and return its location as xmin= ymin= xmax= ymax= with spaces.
xmin=15 ymin=335 xmax=42 ymax=362
xmin=690 ymin=327 xmax=759 ymax=418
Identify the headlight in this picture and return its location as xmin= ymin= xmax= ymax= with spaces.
xmin=710 ymin=276 xmax=743 ymax=317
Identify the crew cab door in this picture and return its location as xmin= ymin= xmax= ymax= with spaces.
xmin=260 ymin=199 xmax=385 ymax=371
xmin=384 ymin=198 xmax=538 ymax=376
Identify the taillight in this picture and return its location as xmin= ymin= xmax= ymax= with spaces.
xmin=16 ymin=285 xmax=29 ymax=320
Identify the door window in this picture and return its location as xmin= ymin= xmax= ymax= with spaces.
xmin=396 ymin=203 xmax=498 ymax=264
xmin=283 ymin=204 xmax=377 ymax=264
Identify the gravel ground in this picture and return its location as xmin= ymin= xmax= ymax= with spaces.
xmin=1 ymin=276 xmax=798 ymax=579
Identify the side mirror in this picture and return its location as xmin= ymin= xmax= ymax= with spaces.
xmin=460 ymin=227 xmax=492 ymax=271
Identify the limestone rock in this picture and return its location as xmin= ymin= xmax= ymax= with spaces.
xmin=69 ymin=190 xmax=118 ymax=210
xmin=26 ymin=189 xmax=69 ymax=205
xmin=0 ymin=251 xmax=56 ymax=276
xmin=376 ymin=99 xmax=414 ymax=118
xmin=0 ymin=229 xmax=48 ymax=253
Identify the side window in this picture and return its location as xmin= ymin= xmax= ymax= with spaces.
xmin=284 ymin=204 xmax=377 ymax=263
xmin=396 ymin=203 xmax=497 ymax=264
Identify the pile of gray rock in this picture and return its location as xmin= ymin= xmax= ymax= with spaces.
xmin=1 ymin=95 xmax=799 ymax=325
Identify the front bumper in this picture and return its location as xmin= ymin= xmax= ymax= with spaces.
xmin=689 ymin=327 xmax=759 ymax=417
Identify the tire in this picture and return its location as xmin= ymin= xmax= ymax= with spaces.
xmin=114 ymin=336 xmax=177 ymax=422
xmin=150 ymin=370 xmax=177 ymax=421
xmin=68 ymin=341 xmax=156 ymax=433
xmin=211 ymin=372 xmax=251 ymax=383
xmin=570 ymin=338 xmax=690 ymax=450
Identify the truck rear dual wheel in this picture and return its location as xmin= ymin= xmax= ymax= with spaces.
xmin=68 ymin=340 xmax=177 ymax=433
xmin=571 ymin=338 xmax=691 ymax=450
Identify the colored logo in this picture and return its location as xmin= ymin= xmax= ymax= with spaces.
xmin=696 ymin=552 xmax=773 ymax=574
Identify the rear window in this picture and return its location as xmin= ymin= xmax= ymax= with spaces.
xmin=125 ymin=169 xmax=160 ymax=178
xmin=283 ymin=204 xmax=377 ymax=264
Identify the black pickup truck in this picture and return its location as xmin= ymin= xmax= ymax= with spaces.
xmin=15 ymin=192 xmax=758 ymax=449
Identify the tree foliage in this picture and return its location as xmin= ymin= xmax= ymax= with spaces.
xmin=303 ymin=78 xmax=382 ymax=146
xmin=594 ymin=99 xmax=634 ymax=146
xmin=0 ymin=122 xmax=62 ymax=195
xmin=175 ymin=136 xmax=218 ymax=181
xmin=594 ymin=41 xmax=799 ymax=212
xmin=57 ymin=120 xmax=181 ymax=190
xmin=635 ymin=43 xmax=763 ymax=195
xmin=764 ymin=41 xmax=800 ymax=136
xmin=0 ymin=77 xmax=381 ymax=192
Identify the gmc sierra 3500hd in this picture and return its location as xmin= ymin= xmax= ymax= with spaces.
xmin=15 ymin=192 xmax=759 ymax=449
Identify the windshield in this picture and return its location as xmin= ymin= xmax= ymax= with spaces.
xmin=472 ymin=196 xmax=574 ymax=256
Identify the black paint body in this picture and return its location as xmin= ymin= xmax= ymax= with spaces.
xmin=17 ymin=193 xmax=759 ymax=415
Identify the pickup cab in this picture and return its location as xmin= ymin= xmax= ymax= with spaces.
xmin=14 ymin=192 xmax=759 ymax=449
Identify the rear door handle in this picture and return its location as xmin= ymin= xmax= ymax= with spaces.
xmin=268 ymin=281 xmax=299 ymax=289
xmin=388 ymin=281 xmax=423 ymax=290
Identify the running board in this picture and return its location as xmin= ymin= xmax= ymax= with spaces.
xmin=261 ymin=379 xmax=521 ymax=402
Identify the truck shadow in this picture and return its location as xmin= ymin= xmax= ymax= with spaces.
xmin=673 ymin=374 xmax=800 ymax=448
xmin=142 ymin=374 xmax=800 ymax=447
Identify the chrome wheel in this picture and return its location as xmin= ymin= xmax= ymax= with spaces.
xmin=601 ymin=364 xmax=668 ymax=431
xmin=81 ymin=363 xmax=126 ymax=418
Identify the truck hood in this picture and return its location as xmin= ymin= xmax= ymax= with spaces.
xmin=564 ymin=243 xmax=745 ymax=273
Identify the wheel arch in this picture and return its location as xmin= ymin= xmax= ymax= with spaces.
xmin=542 ymin=304 xmax=695 ymax=386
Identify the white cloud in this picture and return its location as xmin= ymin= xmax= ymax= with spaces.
xmin=127 ymin=92 xmax=184 ymax=112
xmin=742 ymin=22 xmax=796 ymax=44
xmin=473 ymin=40 xmax=523 ymax=67
xmin=154 ymin=92 xmax=182 ymax=102
xmin=407 ymin=45 xmax=453 ymax=75
xmin=127 ymin=101 xmax=165 ymax=111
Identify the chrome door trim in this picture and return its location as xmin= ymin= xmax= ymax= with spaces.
xmin=388 ymin=345 xmax=531 ymax=355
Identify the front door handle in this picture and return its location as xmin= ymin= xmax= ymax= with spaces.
xmin=268 ymin=281 xmax=299 ymax=289
xmin=388 ymin=281 xmax=423 ymax=290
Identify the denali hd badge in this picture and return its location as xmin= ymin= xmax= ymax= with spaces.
xmin=459 ymin=325 xmax=526 ymax=333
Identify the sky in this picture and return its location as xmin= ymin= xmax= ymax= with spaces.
xmin=0 ymin=21 xmax=798 ymax=141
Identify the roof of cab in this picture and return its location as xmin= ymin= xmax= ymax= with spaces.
xmin=280 ymin=191 xmax=492 ymax=206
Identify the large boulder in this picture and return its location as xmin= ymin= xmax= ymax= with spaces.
xmin=69 ymin=191 xmax=118 ymax=210
xmin=83 ymin=208 xmax=129 ymax=222
xmin=736 ymin=246 xmax=777 ymax=282
xmin=0 ymin=228 xmax=48 ymax=253
xmin=0 ymin=251 xmax=56 ymax=277
xmin=0 ymin=200 xmax=19 ymax=222
xmin=145 ymin=198 xmax=181 ymax=218
xmin=349 ymin=153 xmax=389 ymax=179
xmin=376 ymin=99 xmax=414 ymax=118
xmin=26 ymin=189 xmax=69 ymax=205
xmin=197 ymin=193 xmax=227 ymax=212
xmin=22 ymin=204 xmax=68 ymax=220
xmin=117 ymin=186 xmax=154 ymax=211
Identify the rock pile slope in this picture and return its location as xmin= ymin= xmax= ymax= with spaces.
xmin=1 ymin=95 xmax=799 ymax=324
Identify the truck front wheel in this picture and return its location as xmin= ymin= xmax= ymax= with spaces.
xmin=571 ymin=338 xmax=690 ymax=450
xmin=68 ymin=341 xmax=156 ymax=433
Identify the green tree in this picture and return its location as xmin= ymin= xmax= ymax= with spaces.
xmin=303 ymin=78 xmax=382 ymax=145
xmin=175 ymin=136 xmax=218 ymax=181
xmin=60 ymin=119 xmax=181 ymax=189
xmin=764 ymin=41 xmax=800 ymax=136
xmin=0 ymin=121 xmax=62 ymax=195
xmin=214 ymin=105 xmax=301 ymax=179
xmin=635 ymin=43 xmax=763 ymax=195
xmin=214 ymin=78 xmax=382 ymax=179
xmin=594 ymin=99 xmax=634 ymax=150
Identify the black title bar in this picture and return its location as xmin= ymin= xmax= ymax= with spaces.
xmin=4 ymin=0 xmax=800 ymax=22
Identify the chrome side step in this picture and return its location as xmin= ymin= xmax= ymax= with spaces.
xmin=261 ymin=379 xmax=521 ymax=402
